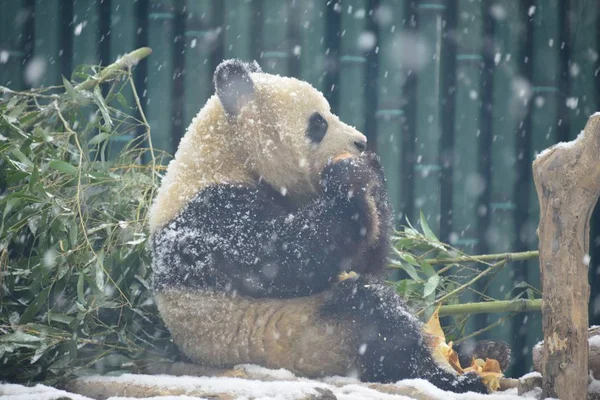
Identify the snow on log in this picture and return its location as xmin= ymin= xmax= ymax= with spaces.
xmin=532 ymin=113 xmax=600 ymax=399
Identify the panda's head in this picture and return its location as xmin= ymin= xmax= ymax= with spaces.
xmin=213 ymin=59 xmax=367 ymax=198
xmin=149 ymin=59 xmax=367 ymax=232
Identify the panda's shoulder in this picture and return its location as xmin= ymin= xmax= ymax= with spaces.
xmin=193 ymin=183 xmax=262 ymax=203
xmin=190 ymin=183 xmax=281 ymax=206
xmin=179 ymin=182 xmax=285 ymax=221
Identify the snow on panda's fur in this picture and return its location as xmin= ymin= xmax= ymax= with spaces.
xmin=149 ymin=60 xmax=488 ymax=393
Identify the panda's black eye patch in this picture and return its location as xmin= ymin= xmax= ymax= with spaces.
xmin=306 ymin=112 xmax=328 ymax=144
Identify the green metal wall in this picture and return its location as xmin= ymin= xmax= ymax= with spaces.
xmin=1 ymin=0 xmax=599 ymax=376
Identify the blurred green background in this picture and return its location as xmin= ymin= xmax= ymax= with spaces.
xmin=1 ymin=0 xmax=599 ymax=376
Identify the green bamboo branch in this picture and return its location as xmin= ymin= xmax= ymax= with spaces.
xmin=454 ymin=314 xmax=514 ymax=343
xmin=432 ymin=259 xmax=507 ymax=308
xmin=75 ymin=47 xmax=153 ymax=91
xmin=438 ymin=299 xmax=542 ymax=316
xmin=16 ymin=47 xmax=153 ymax=131
xmin=424 ymin=250 xmax=539 ymax=266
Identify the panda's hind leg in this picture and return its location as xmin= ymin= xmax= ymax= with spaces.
xmin=320 ymin=276 xmax=488 ymax=394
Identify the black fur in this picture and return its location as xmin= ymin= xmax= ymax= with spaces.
xmin=152 ymin=154 xmax=390 ymax=298
xmin=214 ymin=59 xmax=257 ymax=115
xmin=456 ymin=340 xmax=511 ymax=371
xmin=306 ymin=112 xmax=328 ymax=143
xmin=322 ymin=275 xmax=488 ymax=393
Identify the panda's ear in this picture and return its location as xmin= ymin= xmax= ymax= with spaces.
xmin=246 ymin=60 xmax=262 ymax=73
xmin=214 ymin=59 xmax=258 ymax=116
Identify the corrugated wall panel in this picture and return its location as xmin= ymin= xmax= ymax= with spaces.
xmin=109 ymin=0 xmax=136 ymax=61
xmin=376 ymin=1 xmax=405 ymax=222
xmin=261 ymin=0 xmax=289 ymax=75
xmin=223 ymin=0 xmax=252 ymax=60
xmin=0 ymin=1 xmax=26 ymax=89
xmin=568 ymin=0 xmax=598 ymax=139
xmin=452 ymin=0 xmax=483 ymax=252
xmin=32 ymin=0 xmax=62 ymax=87
xmin=146 ymin=0 xmax=175 ymax=155
xmin=72 ymin=0 xmax=99 ymax=67
xmin=296 ymin=0 xmax=326 ymax=91
xmin=487 ymin=0 xmax=521 ymax=368
xmin=414 ymin=2 xmax=444 ymax=232
xmin=338 ymin=0 xmax=368 ymax=135
xmin=182 ymin=1 xmax=213 ymax=128
xmin=106 ymin=0 xmax=137 ymax=158
xmin=451 ymin=0 xmax=483 ymax=338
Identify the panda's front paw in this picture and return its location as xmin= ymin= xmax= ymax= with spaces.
xmin=320 ymin=155 xmax=380 ymax=200
xmin=361 ymin=152 xmax=386 ymax=182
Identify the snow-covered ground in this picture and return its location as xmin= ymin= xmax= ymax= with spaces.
xmin=0 ymin=364 xmax=543 ymax=400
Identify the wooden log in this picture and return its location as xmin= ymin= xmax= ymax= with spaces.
xmin=533 ymin=326 xmax=600 ymax=379
xmin=532 ymin=113 xmax=600 ymax=399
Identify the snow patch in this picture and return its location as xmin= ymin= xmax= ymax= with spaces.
xmin=237 ymin=364 xmax=297 ymax=380
xmin=590 ymin=372 xmax=600 ymax=394
xmin=519 ymin=372 xmax=541 ymax=380
xmin=535 ymin=130 xmax=585 ymax=160
xmin=589 ymin=334 xmax=600 ymax=349
xmin=0 ymin=383 xmax=94 ymax=400
xmin=81 ymin=374 xmax=328 ymax=400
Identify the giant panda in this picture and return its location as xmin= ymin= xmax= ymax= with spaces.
xmin=149 ymin=59 xmax=502 ymax=393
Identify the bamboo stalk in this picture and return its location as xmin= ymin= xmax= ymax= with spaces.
xmin=423 ymin=250 xmax=538 ymax=265
xmin=75 ymin=47 xmax=153 ymax=91
xmin=438 ymin=299 xmax=541 ymax=316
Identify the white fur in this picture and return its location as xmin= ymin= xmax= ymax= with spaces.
xmin=155 ymin=290 xmax=356 ymax=377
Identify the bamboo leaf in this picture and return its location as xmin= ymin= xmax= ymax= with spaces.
xmin=394 ymin=249 xmax=419 ymax=266
xmin=423 ymin=275 xmax=441 ymax=297
xmin=88 ymin=132 xmax=110 ymax=146
xmin=48 ymin=313 xmax=75 ymax=325
xmin=420 ymin=211 xmax=438 ymax=241
xmin=19 ymin=286 xmax=52 ymax=324
xmin=420 ymin=260 xmax=436 ymax=277
xmin=48 ymin=160 xmax=79 ymax=177
xmin=116 ymin=93 xmax=128 ymax=108
xmin=390 ymin=260 xmax=421 ymax=281
xmin=93 ymin=85 xmax=113 ymax=129
xmin=10 ymin=148 xmax=34 ymax=169
xmin=77 ymin=271 xmax=85 ymax=306
xmin=62 ymin=75 xmax=76 ymax=99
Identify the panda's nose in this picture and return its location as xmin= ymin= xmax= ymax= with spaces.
xmin=354 ymin=139 xmax=367 ymax=152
